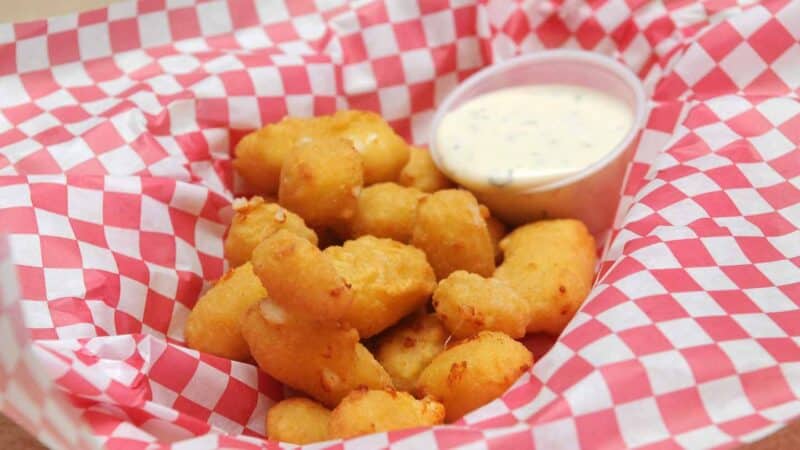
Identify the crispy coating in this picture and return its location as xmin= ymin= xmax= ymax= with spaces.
xmin=494 ymin=219 xmax=597 ymax=335
xmin=278 ymin=138 xmax=364 ymax=228
xmin=432 ymin=271 xmax=529 ymax=339
xmin=411 ymin=189 xmax=495 ymax=279
xmin=224 ymin=197 xmax=318 ymax=267
xmin=416 ymin=331 xmax=533 ymax=422
xmin=233 ymin=117 xmax=327 ymax=195
xmin=398 ymin=146 xmax=453 ymax=193
xmin=266 ymin=398 xmax=331 ymax=444
xmin=329 ymin=110 xmax=410 ymax=185
xmin=348 ymin=183 xmax=426 ymax=243
xmin=184 ymin=263 xmax=267 ymax=361
xmin=329 ymin=388 xmax=445 ymax=439
xmin=323 ymin=236 xmax=437 ymax=338
xmin=241 ymin=300 xmax=392 ymax=407
xmin=483 ymin=209 xmax=506 ymax=262
xmin=252 ymin=230 xmax=352 ymax=321
xmin=375 ymin=313 xmax=448 ymax=391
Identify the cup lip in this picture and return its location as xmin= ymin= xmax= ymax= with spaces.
xmin=428 ymin=49 xmax=648 ymax=193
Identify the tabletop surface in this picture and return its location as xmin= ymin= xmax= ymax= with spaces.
xmin=0 ymin=1 xmax=797 ymax=449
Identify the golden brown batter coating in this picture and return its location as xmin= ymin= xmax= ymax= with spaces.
xmin=416 ymin=331 xmax=533 ymax=422
xmin=329 ymin=110 xmax=410 ymax=185
xmin=266 ymin=397 xmax=331 ymax=444
xmin=494 ymin=219 xmax=596 ymax=335
xmin=251 ymin=230 xmax=352 ymax=321
xmin=184 ymin=263 xmax=267 ymax=361
xmin=375 ymin=313 xmax=448 ymax=392
xmin=329 ymin=388 xmax=444 ymax=439
xmin=397 ymin=146 xmax=453 ymax=193
xmin=278 ymin=138 xmax=364 ymax=228
xmin=411 ymin=189 xmax=495 ymax=279
xmin=224 ymin=197 xmax=317 ymax=267
xmin=348 ymin=183 xmax=426 ymax=243
xmin=323 ymin=236 xmax=436 ymax=338
xmin=233 ymin=116 xmax=328 ymax=195
xmin=241 ymin=300 xmax=392 ymax=407
xmin=433 ymin=271 xmax=530 ymax=339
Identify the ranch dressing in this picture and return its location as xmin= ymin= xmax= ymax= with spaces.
xmin=435 ymin=84 xmax=633 ymax=190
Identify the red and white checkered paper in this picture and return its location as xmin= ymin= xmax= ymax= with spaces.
xmin=1 ymin=0 xmax=799 ymax=448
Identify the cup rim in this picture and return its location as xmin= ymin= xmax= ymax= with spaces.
xmin=428 ymin=49 xmax=648 ymax=193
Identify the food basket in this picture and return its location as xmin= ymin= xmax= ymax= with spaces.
xmin=1 ymin=0 xmax=799 ymax=448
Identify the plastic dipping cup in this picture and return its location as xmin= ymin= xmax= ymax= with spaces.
xmin=429 ymin=50 xmax=648 ymax=235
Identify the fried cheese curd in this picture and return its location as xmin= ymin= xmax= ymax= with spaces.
xmin=184 ymin=262 xmax=266 ymax=361
xmin=432 ymin=271 xmax=530 ymax=339
xmin=266 ymin=397 xmax=331 ymax=444
xmin=223 ymin=196 xmax=318 ymax=267
xmin=323 ymin=236 xmax=436 ymax=338
xmin=397 ymin=146 xmax=454 ymax=193
xmin=348 ymin=182 xmax=426 ymax=243
xmin=278 ymin=137 xmax=364 ymax=228
xmin=329 ymin=110 xmax=410 ymax=184
xmin=481 ymin=207 xmax=507 ymax=261
xmin=251 ymin=230 xmax=352 ymax=321
xmin=374 ymin=313 xmax=448 ymax=392
xmin=233 ymin=116 xmax=328 ymax=195
xmin=494 ymin=219 xmax=597 ymax=335
xmin=416 ymin=331 xmax=533 ymax=422
xmin=328 ymin=388 xmax=445 ymax=439
xmin=242 ymin=300 xmax=392 ymax=407
xmin=411 ymin=189 xmax=495 ymax=279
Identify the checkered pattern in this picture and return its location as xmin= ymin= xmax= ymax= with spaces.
xmin=1 ymin=0 xmax=800 ymax=448
xmin=0 ymin=237 xmax=99 ymax=450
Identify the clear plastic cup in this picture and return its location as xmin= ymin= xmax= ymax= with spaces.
xmin=429 ymin=50 xmax=648 ymax=235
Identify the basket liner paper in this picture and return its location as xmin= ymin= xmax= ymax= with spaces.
xmin=1 ymin=0 xmax=800 ymax=448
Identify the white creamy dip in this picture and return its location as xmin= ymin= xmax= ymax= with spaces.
xmin=434 ymin=84 xmax=633 ymax=190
